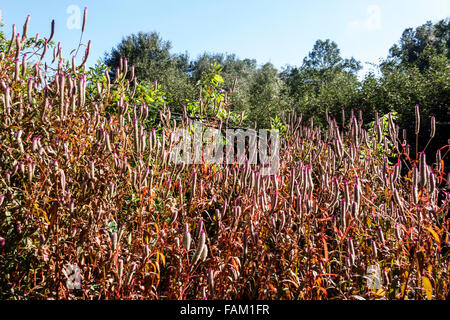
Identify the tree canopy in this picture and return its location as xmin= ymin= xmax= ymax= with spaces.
xmin=103 ymin=18 xmax=449 ymax=155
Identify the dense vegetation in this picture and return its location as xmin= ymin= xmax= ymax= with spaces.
xmin=0 ymin=15 xmax=449 ymax=300
xmin=105 ymin=18 xmax=449 ymax=157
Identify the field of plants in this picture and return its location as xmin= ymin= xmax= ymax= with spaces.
xmin=0 ymin=16 xmax=449 ymax=300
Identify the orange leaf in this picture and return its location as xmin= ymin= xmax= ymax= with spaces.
xmin=318 ymin=287 xmax=328 ymax=296
xmin=322 ymin=237 xmax=329 ymax=262
xmin=231 ymin=257 xmax=240 ymax=272
xmin=268 ymin=283 xmax=277 ymax=293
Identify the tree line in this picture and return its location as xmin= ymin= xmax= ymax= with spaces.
xmin=103 ymin=18 xmax=449 ymax=159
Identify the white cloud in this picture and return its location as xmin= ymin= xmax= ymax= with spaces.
xmin=348 ymin=5 xmax=381 ymax=31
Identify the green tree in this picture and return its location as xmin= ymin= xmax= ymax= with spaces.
xmin=189 ymin=53 xmax=257 ymax=116
xmin=104 ymin=32 xmax=195 ymax=110
xmin=302 ymin=39 xmax=361 ymax=74
xmin=281 ymin=39 xmax=362 ymax=125
xmin=358 ymin=22 xmax=449 ymax=164
xmin=383 ymin=18 xmax=449 ymax=72
xmin=246 ymin=63 xmax=292 ymax=128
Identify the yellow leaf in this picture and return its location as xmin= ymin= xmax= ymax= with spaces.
xmin=153 ymin=223 xmax=160 ymax=235
xmin=42 ymin=212 xmax=50 ymax=224
xmin=158 ymin=252 xmax=165 ymax=266
xmin=426 ymin=227 xmax=440 ymax=245
xmin=150 ymin=262 xmax=160 ymax=274
xmin=375 ymin=288 xmax=386 ymax=297
xmin=422 ymin=276 xmax=433 ymax=300
xmin=37 ymin=206 xmax=51 ymax=224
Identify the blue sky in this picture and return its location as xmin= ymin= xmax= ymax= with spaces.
xmin=1 ymin=0 xmax=449 ymax=76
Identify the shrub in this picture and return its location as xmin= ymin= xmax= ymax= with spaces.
xmin=0 ymin=16 xmax=449 ymax=300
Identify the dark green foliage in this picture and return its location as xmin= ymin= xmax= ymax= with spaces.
xmin=104 ymin=32 xmax=195 ymax=110
xmin=103 ymin=20 xmax=449 ymax=160
xmin=281 ymin=39 xmax=362 ymax=125
xmin=383 ymin=18 xmax=449 ymax=72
